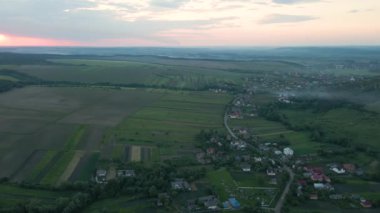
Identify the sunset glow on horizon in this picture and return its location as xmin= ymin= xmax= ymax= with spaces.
xmin=0 ymin=0 xmax=379 ymax=47
xmin=0 ymin=34 xmax=78 ymax=47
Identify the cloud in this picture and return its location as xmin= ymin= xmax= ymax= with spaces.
xmin=260 ymin=14 xmax=317 ymax=24
xmin=349 ymin=9 xmax=374 ymax=14
xmin=272 ymin=0 xmax=319 ymax=4
xmin=150 ymin=0 xmax=189 ymax=8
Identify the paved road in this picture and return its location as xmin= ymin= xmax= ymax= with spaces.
xmin=274 ymin=166 xmax=295 ymax=213
xmin=224 ymin=113 xmax=238 ymax=140
xmin=224 ymin=101 xmax=295 ymax=213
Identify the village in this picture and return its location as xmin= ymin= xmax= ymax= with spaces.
xmin=91 ymin=79 xmax=379 ymax=212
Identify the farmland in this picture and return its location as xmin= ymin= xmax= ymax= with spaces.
xmin=230 ymin=111 xmax=322 ymax=155
xmin=0 ymin=184 xmax=74 ymax=209
xmin=0 ymin=86 xmax=231 ymax=185
xmin=109 ymin=90 xmax=231 ymax=161
xmin=0 ymin=58 xmax=246 ymax=90
xmin=0 ymin=49 xmax=379 ymax=212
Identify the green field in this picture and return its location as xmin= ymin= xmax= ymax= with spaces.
xmin=26 ymin=150 xmax=58 ymax=182
xmin=207 ymin=168 xmax=237 ymax=201
xmin=83 ymin=196 xmax=164 ymax=213
xmin=207 ymin=168 xmax=279 ymax=207
xmin=230 ymin=117 xmax=321 ymax=155
xmin=0 ymin=184 xmax=73 ymax=208
xmin=280 ymin=108 xmax=380 ymax=149
xmin=109 ymin=90 xmax=231 ymax=161
xmin=0 ymin=58 xmax=245 ymax=90
xmin=0 ymin=86 xmax=231 ymax=184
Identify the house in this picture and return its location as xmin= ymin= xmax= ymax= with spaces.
xmin=331 ymin=167 xmax=346 ymax=174
xmin=305 ymin=166 xmax=331 ymax=182
xmin=187 ymin=199 xmax=201 ymax=212
xmin=269 ymin=178 xmax=278 ymax=185
xmin=171 ymin=179 xmax=191 ymax=191
xmin=254 ymin=157 xmax=262 ymax=162
xmin=95 ymin=169 xmax=107 ymax=183
xmin=309 ymin=194 xmax=319 ymax=200
xmin=199 ymin=196 xmax=219 ymax=210
xmin=207 ymin=147 xmax=216 ymax=155
xmin=274 ymin=150 xmax=282 ymax=155
xmin=266 ymin=169 xmax=276 ymax=176
xmin=360 ymin=199 xmax=373 ymax=208
xmin=314 ymin=183 xmax=334 ymax=191
xmin=223 ymin=201 xmax=231 ymax=209
xmin=237 ymin=128 xmax=248 ymax=135
xmin=242 ymin=155 xmax=250 ymax=161
xmin=314 ymin=183 xmax=333 ymax=190
xmin=228 ymin=198 xmax=240 ymax=209
xmin=314 ymin=183 xmax=325 ymax=190
xmin=297 ymin=179 xmax=307 ymax=186
xmin=156 ymin=193 xmax=170 ymax=207
xmin=311 ymin=173 xmax=324 ymax=182
xmin=297 ymin=186 xmax=303 ymax=197
xmin=283 ymin=147 xmax=294 ymax=156
xmin=117 ymin=170 xmax=135 ymax=177
xmin=230 ymin=140 xmax=247 ymax=150
xmin=329 ymin=194 xmax=344 ymax=200
xmin=241 ymin=163 xmax=251 ymax=172
xmin=343 ymin=164 xmax=356 ymax=173
xmin=355 ymin=168 xmax=364 ymax=176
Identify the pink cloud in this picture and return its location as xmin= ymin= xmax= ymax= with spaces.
xmin=0 ymin=33 xmax=79 ymax=46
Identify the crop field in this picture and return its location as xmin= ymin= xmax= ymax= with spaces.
xmin=108 ymin=90 xmax=231 ymax=161
xmin=1 ymin=58 xmax=245 ymax=89
xmin=0 ymin=86 xmax=230 ymax=184
xmin=0 ymin=184 xmax=73 ymax=208
xmin=0 ymin=86 xmax=160 ymax=184
xmin=83 ymin=196 xmax=160 ymax=213
xmin=0 ymin=57 xmax=304 ymax=90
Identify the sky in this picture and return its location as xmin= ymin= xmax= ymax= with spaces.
xmin=0 ymin=0 xmax=379 ymax=47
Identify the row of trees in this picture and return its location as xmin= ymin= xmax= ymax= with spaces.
xmin=1 ymin=162 xmax=207 ymax=212
xmin=0 ymin=80 xmax=24 ymax=93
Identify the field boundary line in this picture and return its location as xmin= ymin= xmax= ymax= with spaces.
xmin=57 ymin=150 xmax=84 ymax=185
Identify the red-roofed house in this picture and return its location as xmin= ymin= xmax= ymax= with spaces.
xmin=360 ymin=200 xmax=372 ymax=208
xmin=343 ymin=164 xmax=356 ymax=173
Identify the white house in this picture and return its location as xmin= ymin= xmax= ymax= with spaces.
xmin=283 ymin=147 xmax=294 ymax=156
xmin=331 ymin=167 xmax=346 ymax=174
xmin=241 ymin=163 xmax=251 ymax=172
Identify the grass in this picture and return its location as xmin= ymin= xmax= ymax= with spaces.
xmin=72 ymin=152 xmax=100 ymax=182
xmin=83 ymin=196 xmax=159 ymax=213
xmin=8 ymin=58 xmax=244 ymax=90
xmin=231 ymin=172 xmax=271 ymax=187
xmin=365 ymin=101 xmax=380 ymax=113
xmin=281 ymin=108 xmax=380 ymax=149
xmin=111 ymin=90 xmax=231 ymax=161
xmin=0 ymin=184 xmax=73 ymax=208
xmin=0 ymin=75 xmax=18 ymax=81
xmin=207 ymin=168 xmax=237 ymax=201
xmin=0 ymin=87 xmax=161 ymax=182
xmin=26 ymin=150 xmax=58 ymax=182
xmin=280 ymin=132 xmax=321 ymax=155
xmin=40 ymin=151 xmax=75 ymax=185
xmin=64 ymin=125 xmax=86 ymax=150
xmin=111 ymin=144 xmax=125 ymax=161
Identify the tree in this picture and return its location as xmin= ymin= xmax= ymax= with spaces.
xmin=149 ymin=185 xmax=158 ymax=197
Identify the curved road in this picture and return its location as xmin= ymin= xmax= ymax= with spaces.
xmin=224 ymin=104 xmax=294 ymax=213
xmin=224 ymin=113 xmax=238 ymax=140
xmin=274 ymin=166 xmax=294 ymax=213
